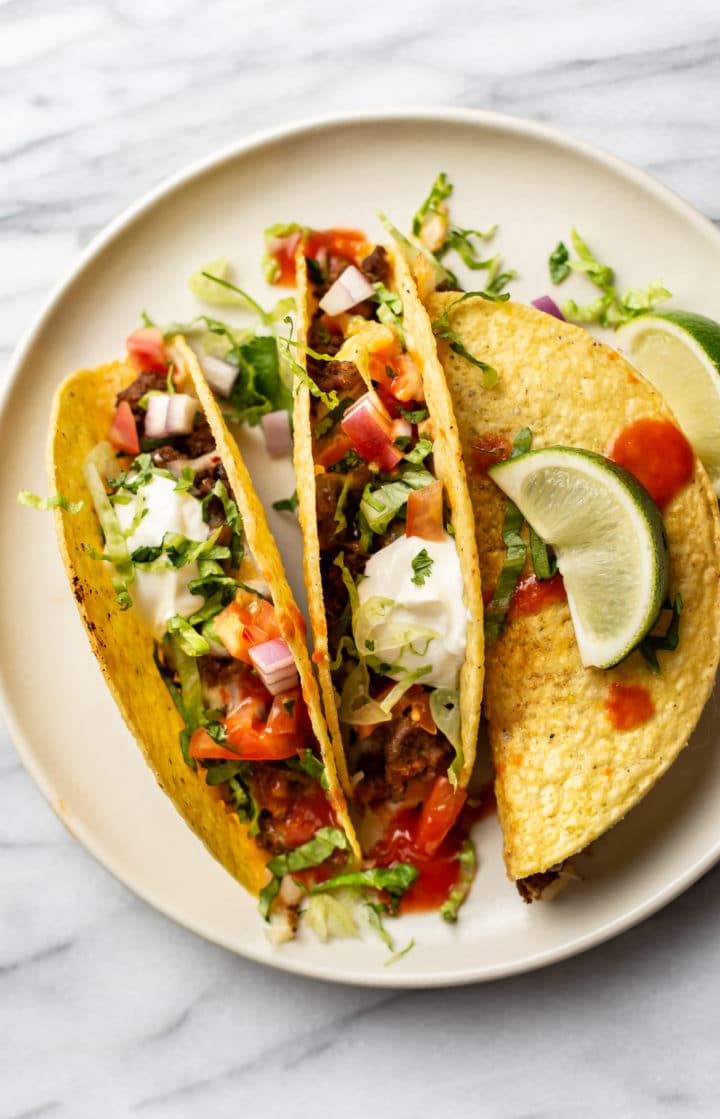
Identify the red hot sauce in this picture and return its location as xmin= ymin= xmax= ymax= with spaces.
xmin=604 ymin=682 xmax=654 ymax=731
xmin=607 ymin=418 xmax=694 ymax=509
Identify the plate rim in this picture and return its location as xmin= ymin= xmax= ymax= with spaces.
xmin=3 ymin=106 xmax=720 ymax=988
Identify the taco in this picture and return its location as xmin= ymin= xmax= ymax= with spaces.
xmin=293 ymin=232 xmax=484 ymax=915
xmin=425 ymin=293 xmax=720 ymax=898
xmin=47 ymin=328 xmax=363 ymax=933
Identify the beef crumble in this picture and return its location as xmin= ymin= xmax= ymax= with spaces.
xmin=116 ymin=370 xmax=168 ymax=423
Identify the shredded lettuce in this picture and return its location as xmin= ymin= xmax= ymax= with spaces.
xmin=83 ymin=443 xmax=135 ymax=609
xmin=431 ymin=293 xmax=508 ymax=388
xmin=309 ymin=864 xmax=419 ymax=912
xmin=550 ymin=229 xmax=671 ymax=329
xmin=189 ymin=259 xmax=273 ymax=323
xmin=277 ymin=315 xmax=339 ymax=410
xmin=204 ymin=760 xmax=260 ymax=834
xmin=378 ymin=210 xmax=451 ymax=290
xmin=484 ymin=427 xmax=533 ymax=644
xmin=258 ymin=827 xmax=351 ymax=920
xmin=373 ymin=282 xmax=405 ymax=343
xmin=529 ymin=525 xmax=557 ymax=581
xmin=339 ymin=658 xmax=431 ymax=726
xmin=157 ymin=637 xmax=224 ymax=769
xmin=18 ymin=490 xmax=84 ymax=514
xmin=411 ymin=173 xmax=514 ymax=295
xmin=439 ymin=839 xmax=477 ymax=922
xmin=429 ymin=688 xmax=463 ymax=783
xmin=261 ymin=222 xmax=305 ymax=283
xmin=166 ymin=614 xmax=211 ymax=658
xmin=384 ymin=938 xmax=415 ymax=967
xmin=359 ymin=466 xmax=435 ymax=535
xmin=304 ymin=890 xmax=361 ymax=942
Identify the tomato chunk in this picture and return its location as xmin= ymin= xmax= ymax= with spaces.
xmin=214 ymin=596 xmax=282 ymax=662
xmin=341 ymin=392 xmax=403 ymax=471
xmin=406 ymin=480 xmax=445 ymax=542
xmin=415 ymin=777 xmax=467 ymax=856
xmin=108 ymin=400 xmax=140 ymax=455
xmin=126 ymin=327 xmax=167 ymax=373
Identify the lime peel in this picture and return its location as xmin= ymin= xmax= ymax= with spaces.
xmin=619 ymin=310 xmax=720 ymax=495
xmin=489 ymin=447 xmax=669 ymax=668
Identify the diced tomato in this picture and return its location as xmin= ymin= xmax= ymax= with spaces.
xmin=406 ymin=480 xmax=445 ymax=542
xmin=107 ymin=400 xmax=140 ymax=455
xmin=223 ymin=675 xmax=299 ymax=760
xmin=265 ymin=689 xmax=303 ymax=736
xmin=368 ymin=342 xmax=425 ymax=405
xmin=251 ymin=767 xmax=335 ymax=849
xmin=305 ymin=228 xmax=369 ymax=270
xmin=387 ymin=353 xmax=424 ymax=403
xmin=341 ymin=392 xmax=403 ymax=471
xmin=213 ymin=596 xmax=282 ymax=662
xmin=224 ymin=723 xmax=298 ymax=761
xmin=213 ymin=604 xmax=254 ymax=664
xmin=315 ymin=430 xmax=354 ymax=469
xmin=189 ymin=727 xmax=244 ymax=761
xmin=126 ymin=327 xmax=167 ymax=374
xmin=415 ymin=777 xmax=467 ymax=856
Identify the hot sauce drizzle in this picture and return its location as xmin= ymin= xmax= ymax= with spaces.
xmin=369 ymin=786 xmax=495 ymax=913
xmin=267 ymin=227 xmax=369 ymax=287
xmin=604 ymin=682 xmax=654 ymax=730
xmin=509 ymin=572 xmax=567 ymax=619
xmin=472 ymin=433 xmax=512 ymax=475
xmin=608 ymin=418 xmax=694 ymax=509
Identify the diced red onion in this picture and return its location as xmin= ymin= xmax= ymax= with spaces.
xmin=199 ymin=353 xmax=238 ymax=398
xmin=341 ymin=392 xmax=403 ymax=471
xmin=319 ymin=265 xmax=375 ymax=315
xmin=166 ymin=394 xmax=199 ymax=435
xmin=392 ymin=417 xmax=412 ymax=441
xmin=531 ymin=295 xmax=565 ymax=321
xmin=249 ymin=638 xmax=298 ymax=695
xmin=144 ymin=393 xmax=199 ymax=439
xmin=144 ymin=394 xmax=171 ymax=439
xmin=261 ymin=409 xmax=293 ymax=457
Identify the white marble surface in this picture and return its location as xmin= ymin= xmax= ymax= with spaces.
xmin=2 ymin=1 xmax=720 ymax=1115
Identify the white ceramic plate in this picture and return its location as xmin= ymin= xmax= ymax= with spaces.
xmin=3 ymin=109 xmax=720 ymax=988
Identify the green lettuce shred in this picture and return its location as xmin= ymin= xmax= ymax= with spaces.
xmin=18 ymin=491 xmax=84 ymax=514
xmin=440 ymin=840 xmax=477 ymax=922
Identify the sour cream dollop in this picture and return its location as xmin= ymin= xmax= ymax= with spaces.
xmin=115 ymin=474 xmax=209 ymax=638
xmin=355 ymin=533 xmax=468 ymax=689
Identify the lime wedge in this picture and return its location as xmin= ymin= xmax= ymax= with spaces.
xmin=489 ymin=447 xmax=669 ymax=668
xmin=619 ymin=310 xmax=720 ymax=494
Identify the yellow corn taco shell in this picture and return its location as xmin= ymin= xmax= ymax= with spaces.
xmin=427 ymin=294 xmax=720 ymax=883
xmin=48 ymin=339 xmax=359 ymax=898
xmin=295 ymin=246 xmax=484 ymax=792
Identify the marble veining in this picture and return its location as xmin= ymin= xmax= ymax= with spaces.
xmin=2 ymin=0 xmax=720 ymax=1115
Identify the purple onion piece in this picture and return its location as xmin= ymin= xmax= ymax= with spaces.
xmin=531 ymin=295 xmax=565 ymax=321
xmin=261 ymin=409 xmax=293 ymax=457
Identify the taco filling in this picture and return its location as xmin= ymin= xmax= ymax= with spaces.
xmin=67 ymin=330 xmax=376 ymax=935
xmin=288 ymin=229 xmax=485 ymax=918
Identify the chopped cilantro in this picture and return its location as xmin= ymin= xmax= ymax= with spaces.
xmin=272 ymin=490 xmax=299 ymax=513
xmin=411 ymin=548 xmax=434 ymax=586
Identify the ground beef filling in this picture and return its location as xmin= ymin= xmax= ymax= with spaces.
xmin=516 ymin=867 xmax=563 ymax=903
xmin=351 ymin=717 xmax=454 ymax=804
xmin=117 ymin=370 xmax=168 ymax=422
xmin=312 ymin=359 xmax=365 ymax=398
xmin=250 ymin=766 xmax=320 ymax=857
